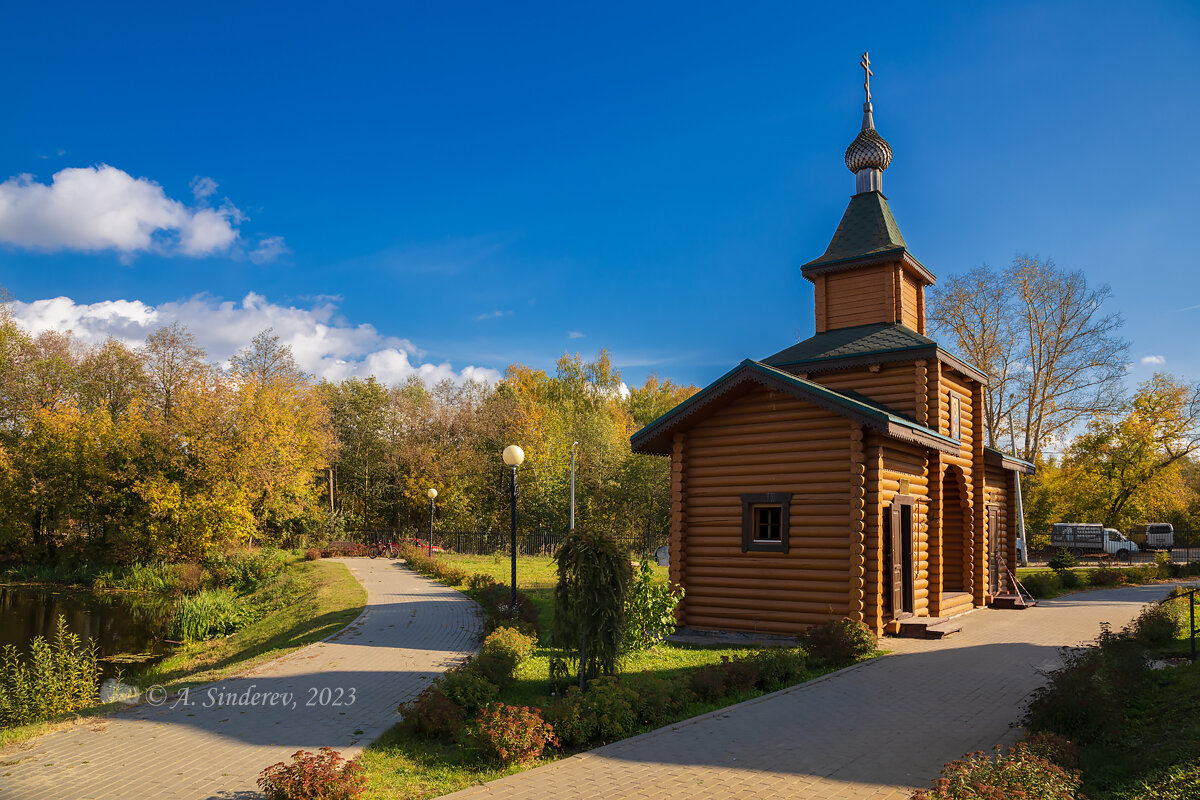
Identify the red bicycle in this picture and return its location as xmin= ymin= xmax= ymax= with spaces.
xmin=367 ymin=539 xmax=399 ymax=559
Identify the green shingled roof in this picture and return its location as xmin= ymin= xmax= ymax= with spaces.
xmin=804 ymin=191 xmax=907 ymax=269
xmin=763 ymin=323 xmax=934 ymax=367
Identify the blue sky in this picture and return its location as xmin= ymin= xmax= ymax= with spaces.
xmin=1 ymin=1 xmax=1197 ymax=389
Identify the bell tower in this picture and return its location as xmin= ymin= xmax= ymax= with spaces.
xmin=803 ymin=53 xmax=934 ymax=335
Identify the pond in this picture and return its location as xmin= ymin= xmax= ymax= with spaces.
xmin=0 ymin=585 xmax=174 ymax=680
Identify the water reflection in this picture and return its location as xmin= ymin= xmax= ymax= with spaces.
xmin=0 ymin=585 xmax=173 ymax=679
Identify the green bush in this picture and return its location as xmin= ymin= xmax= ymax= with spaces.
xmin=168 ymin=589 xmax=250 ymax=641
xmin=1128 ymin=601 xmax=1181 ymax=647
xmin=1109 ymin=759 xmax=1200 ymax=799
xmin=204 ymin=550 xmax=286 ymax=594
xmin=174 ymin=562 xmax=205 ymax=593
xmin=625 ymin=674 xmax=693 ymax=727
xmin=799 ymin=618 xmax=876 ymax=666
xmin=720 ymin=656 xmax=760 ymax=695
xmin=910 ymin=740 xmax=1082 ymax=800
xmin=469 ymin=703 xmax=557 ymax=766
xmin=257 ymin=746 xmax=366 ymax=800
xmin=1020 ymin=571 xmax=1062 ymax=598
xmin=623 ymin=558 xmax=682 ymax=652
xmin=438 ymin=668 xmax=499 ymax=714
xmin=1059 ymin=568 xmax=1082 ymax=589
xmin=1090 ymin=566 xmax=1125 ymax=586
xmin=544 ymin=677 xmax=638 ymax=747
xmin=1125 ymin=564 xmax=1160 ymax=584
xmin=433 ymin=563 xmax=467 ymax=586
xmin=688 ymin=662 xmax=730 ymax=703
xmin=467 ymin=573 xmax=497 ymax=593
xmin=552 ymin=529 xmax=632 ymax=687
xmin=117 ymin=562 xmax=180 ymax=594
xmin=482 ymin=625 xmax=537 ymax=664
xmin=1024 ymin=624 xmax=1148 ymax=745
xmin=398 ymin=688 xmax=466 ymax=742
xmin=478 ymin=584 xmax=541 ymax=631
xmin=748 ymin=648 xmax=807 ymax=691
xmin=0 ymin=616 xmax=100 ymax=727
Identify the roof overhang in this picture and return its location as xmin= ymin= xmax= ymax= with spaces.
xmin=771 ymin=343 xmax=988 ymax=386
xmin=801 ymin=249 xmax=935 ymax=286
xmin=984 ymin=447 xmax=1036 ymax=475
xmin=630 ymin=359 xmax=960 ymax=457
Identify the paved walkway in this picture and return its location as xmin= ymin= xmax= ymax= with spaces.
xmin=440 ymin=583 xmax=1181 ymax=800
xmin=0 ymin=558 xmax=482 ymax=800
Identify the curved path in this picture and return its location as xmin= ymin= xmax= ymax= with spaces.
xmin=0 ymin=557 xmax=482 ymax=800
xmin=440 ymin=583 xmax=1183 ymax=800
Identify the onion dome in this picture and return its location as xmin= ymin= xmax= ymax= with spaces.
xmin=846 ymin=52 xmax=890 ymax=195
xmin=845 ymin=125 xmax=893 ymax=173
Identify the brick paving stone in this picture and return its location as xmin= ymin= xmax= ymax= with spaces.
xmin=0 ymin=558 xmax=482 ymax=800
xmin=436 ymin=582 xmax=1187 ymax=800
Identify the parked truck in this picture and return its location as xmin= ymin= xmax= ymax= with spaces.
xmin=1050 ymin=523 xmax=1140 ymax=558
xmin=1130 ymin=523 xmax=1175 ymax=552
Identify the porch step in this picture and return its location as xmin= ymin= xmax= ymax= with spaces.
xmin=937 ymin=591 xmax=975 ymax=618
xmin=989 ymin=594 xmax=1037 ymax=610
xmin=896 ymin=616 xmax=963 ymax=639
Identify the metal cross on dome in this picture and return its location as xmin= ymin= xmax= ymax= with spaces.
xmin=860 ymin=51 xmax=872 ymax=104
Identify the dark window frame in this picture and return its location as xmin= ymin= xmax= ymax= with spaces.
xmin=741 ymin=492 xmax=792 ymax=553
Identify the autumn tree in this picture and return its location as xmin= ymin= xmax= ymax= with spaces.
xmin=1058 ymin=373 xmax=1200 ymax=529
xmin=929 ymin=256 xmax=1128 ymax=460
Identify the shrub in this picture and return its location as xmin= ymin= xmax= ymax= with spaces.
xmin=1125 ymin=564 xmax=1159 ymax=584
xmin=1024 ymin=624 xmax=1147 ymax=745
xmin=800 ymin=618 xmax=876 ymax=666
xmin=305 ymin=547 xmax=323 ymax=561
xmin=1128 ymin=600 xmax=1180 ymax=647
xmin=623 ymin=558 xmax=682 ymax=652
xmin=174 ymin=562 xmax=205 ymax=593
xmin=257 ymin=747 xmax=366 ymax=800
xmin=398 ymin=688 xmax=466 ymax=742
xmin=168 ymin=589 xmax=250 ymax=641
xmin=1048 ymin=548 xmax=1079 ymax=575
xmin=688 ymin=663 xmax=729 ymax=703
xmin=478 ymin=583 xmax=540 ymax=631
xmin=1090 ymin=566 xmax=1125 ymax=586
xmin=0 ymin=616 xmax=100 ymax=726
xmin=544 ymin=677 xmax=637 ymax=746
xmin=720 ymin=656 xmax=760 ymax=695
xmin=910 ymin=740 xmax=1082 ymax=800
xmin=438 ymin=667 xmax=499 ymax=714
xmin=625 ymin=674 xmax=693 ymax=727
xmin=1109 ymin=759 xmax=1200 ymax=799
xmin=482 ymin=625 xmax=537 ymax=664
xmin=205 ymin=550 xmax=286 ymax=594
xmin=116 ymin=562 xmax=179 ymax=594
xmin=433 ymin=563 xmax=467 ymax=586
xmin=1059 ymin=568 xmax=1081 ymax=589
xmin=1020 ymin=571 xmax=1062 ymax=598
xmin=469 ymin=703 xmax=557 ymax=766
xmin=748 ymin=648 xmax=807 ymax=691
xmin=467 ymin=573 xmax=497 ymax=592
xmin=1154 ymin=550 xmax=1172 ymax=570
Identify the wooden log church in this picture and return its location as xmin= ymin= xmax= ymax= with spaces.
xmin=631 ymin=56 xmax=1034 ymax=637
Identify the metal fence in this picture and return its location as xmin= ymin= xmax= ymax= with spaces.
xmin=347 ymin=528 xmax=665 ymax=558
xmin=1027 ymin=541 xmax=1200 ymax=567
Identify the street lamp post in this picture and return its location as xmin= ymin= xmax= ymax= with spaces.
xmin=427 ymin=488 xmax=437 ymax=558
xmin=570 ymin=441 xmax=579 ymax=532
xmin=502 ymin=445 xmax=525 ymax=612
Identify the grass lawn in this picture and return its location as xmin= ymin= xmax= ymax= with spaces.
xmin=0 ymin=557 xmax=366 ymax=751
xmin=359 ymin=552 xmax=872 ymax=800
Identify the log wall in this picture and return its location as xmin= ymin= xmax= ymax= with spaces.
xmin=935 ymin=367 xmax=978 ymax=606
xmin=677 ymin=384 xmax=854 ymax=634
xmin=823 ymin=264 xmax=894 ymax=330
xmin=864 ymin=433 xmax=931 ymax=630
xmin=812 ymin=362 xmax=918 ymax=419
xmin=984 ymin=462 xmax=1012 ymax=595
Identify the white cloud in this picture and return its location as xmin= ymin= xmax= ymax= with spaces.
xmin=1141 ymin=355 xmax=1166 ymax=366
xmin=250 ymin=235 xmax=289 ymax=264
xmin=190 ymin=176 xmax=218 ymax=200
xmin=568 ymin=330 xmax=584 ymax=339
xmin=0 ymin=165 xmax=244 ymax=258
xmin=7 ymin=292 xmax=501 ymax=387
xmin=475 ymin=310 xmax=512 ymax=322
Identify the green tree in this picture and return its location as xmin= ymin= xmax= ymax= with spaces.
xmin=553 ymin=528 xmax=632 ymax=688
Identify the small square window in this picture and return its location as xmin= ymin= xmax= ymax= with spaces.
xmin=741 ymin=493 xmax=791 ymax=553
xmin=754 ymin=506 xmax=783 ymax=542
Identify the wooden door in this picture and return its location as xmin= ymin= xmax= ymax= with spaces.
xmin=887 ymin=500 xmax=915 ymax=619
xmin=988 ymin=506 xmax=1002 ymax=595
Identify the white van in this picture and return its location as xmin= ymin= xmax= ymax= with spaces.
xmin=1051 ymin=523 xmax=1140 ymax=558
